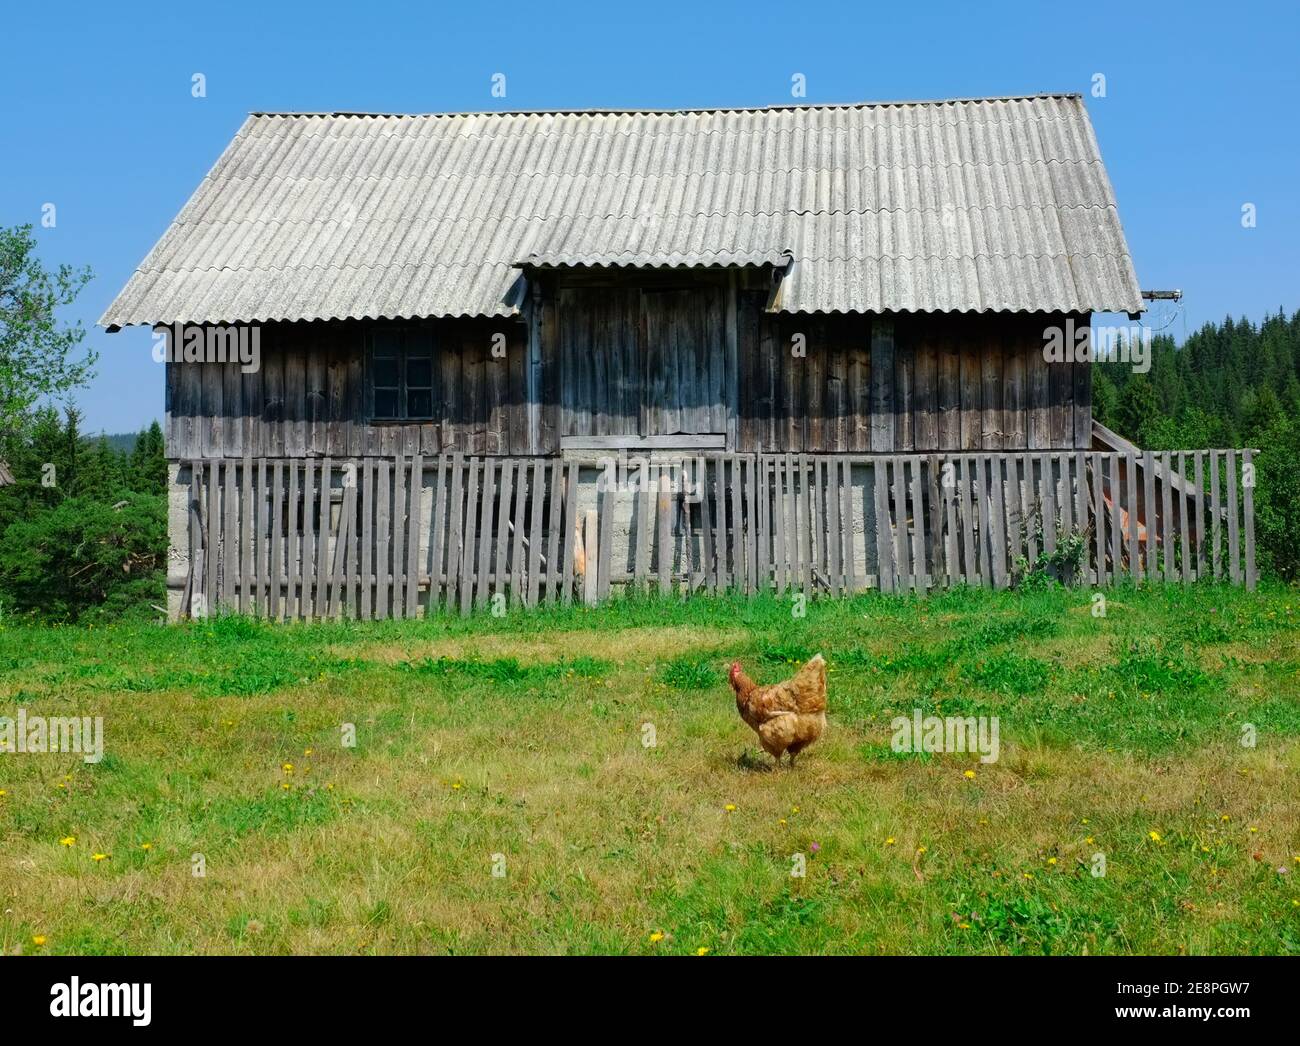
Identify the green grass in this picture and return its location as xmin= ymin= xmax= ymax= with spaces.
xmin=1 ymin=582 xmax=1298 ymax=954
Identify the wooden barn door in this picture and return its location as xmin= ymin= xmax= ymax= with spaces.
xmin=639 ymin=286 xmax=726 ymax=440
xmin=557 ymin=283 xmax=728 ymax=445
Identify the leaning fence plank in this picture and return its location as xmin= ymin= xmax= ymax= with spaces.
xmin=731 ymin=456 xmax=746 ymax=592
xmin=406 ymin=454 xmax=423 ymax=617
xmin=582 ymin=509 xmax=599 ymax=605
xmin=1160 ymin=451 xmax=1175 ymax=583
xmin=596 ymin=459 xmax=613 ymax=601
xmin=344 ymin=463 xmax=358 ymax=618
xmin=755 ymin=456 xmax=770 ymax=592
xmin=878 ymin=459 xmax=899 ymax=595
xmin=1210 ymin=450 xmax=1222 ymax=579
xmin=986 ymin=456 xmax=1006 ymax=589
xmin=374 ymin=459 xmax=390 ymax=620
xmin=360 ymin=459 xmax=373 ymax=619
xmin=746 ymin=456 xmax=759 ymax=595
xmin=1001 ymin=454 xmax=1020 ymax=579
xmin=459 ymin=458 xmax=480 ymax=615
xmin=718 ymin=456 xmax=732 ymax=592
xmin=909 ymin=457 xmax=928 ymax=593
xmin=509 ymin=459 xmax=525 ymax=602
xmin=955 ymin=457 xmax=974 ymax=586
xmin=316 ymin=458 xmax=333 ymax=619
xmin=1058 ymin=453 xmax=1073 ymax=536
xmin=699 ymin=459 xmax=716 ymax=593
xmin=941 ymin=457 xmax=957 ymax=587
xmin=222 ymin=459 xmax=236 ymax=611
xmin=1087 ymin=453 xmax=1103 ymax=585
xmin=1107 ymin=454 xmax=1122 ymax=587
xmin=770 ymin=457 xmax=784 ymax=594
xmin=1242 ymin=449 xmax=1256 ymax=591
xmin=1193 ymin=451 xmax=1206 ymax=581
xmin=330 ymin=476 xmax=353 ymax=620
xmin=492 ymin=460 xmax=515 ymax=605
xmin=799 ymin=455 xmax=813 ymax=596
xmin=545 ymin=459 xmax=563 ymax=603
xmin=445 ymin=455 xmax=464 ymax=609
xmin=657 ymin=471 xmax=672 ymax=595
xmin=561 ymin=463 xmax=578 ymax=604
xmin=389 ymin=454 xmax=407 ymax=618
xmin=891 ymin=457 xmax=910 ymax=591
xmin=428 ymin=455 xmax=447 ymax=612
xmin=1125 ymin=451 xmax=1139 ymax=583
xmin=1143 ymin=450 xmax=1157 ymax=579
xmin=238 ymin=456 xmax=252 ymax=613
xmin=526 ymin=459 xmax=545 ymax=607
xmin=1225 ymin=450 xmax=1240 ymax=584
xmin=840 ymin=459 xmax=857 ymax=593
xmin=973 ymin=455 xmax=992 ymax=588
xmin=1038 ymin=454 xmax=1055 ymax=559
xmin=268 ymin=461 xmax=283 ymax=620
xmin=632 ymin=460 xmax=649 ymax=587
xmin=475 ymin=458 xmax=496 ymax=612
xmin=1075 ymin=451 xmax=1089 ymax=574
xmin=826 ymin=459 xmax=842 ymax=596
xmin=810 ymin=458 xmax=824 ymax=589
xmin=285 ymin=461 xmax=299 ymax=618
xmin=1177 ymin=452 xmax=1192 ymax=584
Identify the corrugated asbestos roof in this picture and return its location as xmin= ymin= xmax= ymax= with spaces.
xmin=101 ymin=94 xmax=1143 ymax=327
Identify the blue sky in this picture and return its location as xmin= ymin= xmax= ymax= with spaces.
xmin=3 ymin=0 xmax=1297 ymax=433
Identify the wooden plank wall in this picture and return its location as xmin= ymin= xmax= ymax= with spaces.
xmin=740 ymin=310 xmax=1091 ymax=454
xmin=168 ymin=318 xmax=529 ymax=461
xmin=165 ymin=292 xmax=1093 ymax=462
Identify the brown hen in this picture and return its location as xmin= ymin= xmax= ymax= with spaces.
xmin=728 ymin=654 xmax=827 ymax=767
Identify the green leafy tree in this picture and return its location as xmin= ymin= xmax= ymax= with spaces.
xmin=0 ymin=224 xmax=95 ymax=436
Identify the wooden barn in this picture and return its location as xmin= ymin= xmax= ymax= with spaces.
xmin=102 ymin=94 xmax=1256 ymax=620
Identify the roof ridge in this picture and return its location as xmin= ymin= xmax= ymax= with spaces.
xmin=247 ymin=94 xmax=1084 ymax=119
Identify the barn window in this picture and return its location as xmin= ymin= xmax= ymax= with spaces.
xmin=367 ymin=328 xmax=435 ymax=421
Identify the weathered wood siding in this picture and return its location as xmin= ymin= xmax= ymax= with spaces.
xmin=165 ymin=274 xmax=1092 ymax=460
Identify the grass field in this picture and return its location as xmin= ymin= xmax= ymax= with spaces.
xmin=1 ymin=582 xmax=1298 ymax=955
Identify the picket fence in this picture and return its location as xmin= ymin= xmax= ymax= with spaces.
xmin=181 ymin=449 xmax=1257 ymax=620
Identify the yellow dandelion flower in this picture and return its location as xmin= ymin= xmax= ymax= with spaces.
xmin=695 ymin=947 xmax=709 ymax=956
xmin=958 ymin=923 xmax=971 ymax=930
xmin=1024 ymin=872 xmax=1035 ymax=879
xmin=0 ymin=789 xmax=7 ymax=797
xmin=963 ymin=770 xmax=976 ymax=780
xmin=304 ymin=748 xmax=314 ymax=756
xmin=1086 ymin=836 xmax=1095 ymax=845
xmin=32 ymin=935 xmax=47 ymax=946
xmin=779 ymin=819 xmax=787 ymax=826
xmin=1047 ymin=857 xmax=1058 ymax=866
xmin=1081 ymin=818 xmax=1090 ymax=825
xmin=916 ymin=846 xmax=927 ymax=855
xmin=140 ymin=842 xmax=153 ymax=851
xmin=59 ymin=836 xmax=75 ymax=846
xmin=91 ymin=853 xmax=108 ymax=862
xmin=282 ymin=763 xmax=294 ymax=774
xmin=451 ymin=782 xmax=463 ymax=790
xmin=885 ymin=837 xmax=896 ymax=846
xmin=1148 ymin=830 xmax=1162 ymax=843
xmin=648 ymin=931 xmax=664 ymax=944
xmin=724 ymin=804 xmax=736 ymax=812
xmin=1221 ymin=815 xmax=1231 ymax=822
xmin=1249 ymin=826 xmax=1258 ymax=833
xmin=791 ymin=806 xmax=799 ymax=814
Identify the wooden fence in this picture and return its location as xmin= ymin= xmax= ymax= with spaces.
xmin=180 ymin=449 xmax=1257 ymax=619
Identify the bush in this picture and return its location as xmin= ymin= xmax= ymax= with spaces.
xmin=0 ymin=490 xmax=165 ymax=621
